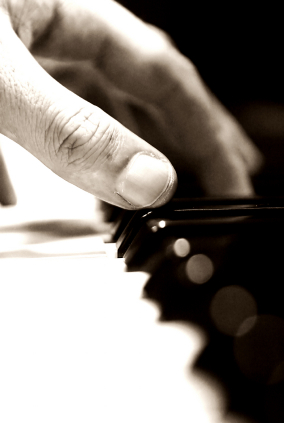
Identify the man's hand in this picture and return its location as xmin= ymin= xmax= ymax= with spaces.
xmin=0 ymin=0 xmax=260 ymax=209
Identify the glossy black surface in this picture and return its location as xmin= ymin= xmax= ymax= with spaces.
xmin=114 ymin=197 xmax=284 ymax=422
xmin=116 ymin=197 xmax=284 ymax=260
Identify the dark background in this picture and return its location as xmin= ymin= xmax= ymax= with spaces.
xmin=118 ymin=2 xmax=283 ymax=105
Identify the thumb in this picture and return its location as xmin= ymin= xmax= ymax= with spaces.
xmin=0 ymin=20 xmax=176 ymax=209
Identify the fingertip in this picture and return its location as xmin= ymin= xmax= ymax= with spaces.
xmin=115 ymin=153 xmax=177 ymax=209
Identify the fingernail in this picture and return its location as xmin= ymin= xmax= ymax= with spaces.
xmin=116 ymin=153 xmax=174 ymax=208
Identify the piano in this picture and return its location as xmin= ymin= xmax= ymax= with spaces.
xmin=114 ymin=197 xmax=284 ymax=423
xmin=1 ymin=6 xmax=284 ymax=419
xmin=2 ymin=127 xmax=284 ymax=423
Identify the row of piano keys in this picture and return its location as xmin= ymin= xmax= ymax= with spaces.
xmin=110 ymin=197 xmax=284 ymax=423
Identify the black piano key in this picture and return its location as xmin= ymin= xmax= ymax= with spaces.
xmin=117 ymin=197 xmax=284 ymax=265
xmin=108 ymin=209 xmax=136 ymax=243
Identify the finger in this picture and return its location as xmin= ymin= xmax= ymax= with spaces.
xmin=27 ymin=0 xmax=257 ymax=196
xmin=211 ymin=99 xmax=263 ymax=176
xmin=36 ymin=58 xmax=143 ymax=137
xmin=0 ymin=16 xmax=177 ymax=209
xmin=41 ymin=58 xmax=259 ymax=200
xmin=0 ymin=145 xmax=17 ymax=206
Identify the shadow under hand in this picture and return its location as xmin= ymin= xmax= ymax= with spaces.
xmin=0 ymin=218 xmax=106 ymax=258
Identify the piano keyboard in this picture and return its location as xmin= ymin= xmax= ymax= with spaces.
xmin=113 ymin=197 xmax=284 ymax=423
xmin=2 ymin=136 xmax=284 ymax=422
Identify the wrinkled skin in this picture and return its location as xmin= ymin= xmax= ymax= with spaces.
xmin=0 ymin=0 xmax=261 ymax=208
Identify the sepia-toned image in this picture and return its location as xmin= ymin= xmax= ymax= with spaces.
xmin=1 ymin=2 xmax=283 ymax=422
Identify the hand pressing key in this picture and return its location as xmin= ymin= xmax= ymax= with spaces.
xmin=0 ymin=0 xmax=261 ymax=208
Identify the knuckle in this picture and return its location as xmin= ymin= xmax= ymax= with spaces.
xmin=47 ymin=106 xmax=120 ymax=172
xmin=147 ymin=25 xmax=175 ymax=50
xmin=142 ymin=25 xmax=173 ymax=67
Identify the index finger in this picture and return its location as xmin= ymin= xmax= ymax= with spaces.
xmin=29 ymin=0 xmax=201 ymax=103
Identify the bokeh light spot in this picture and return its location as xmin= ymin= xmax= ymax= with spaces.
xmin=185 ymin=254 xmax=214 ymax=284
xmin=210 ymin=285 xmax=257 ymax=336
xmin=173 ymin=238 xmax=191 ymax=258
xmin=151 ymin=225 xmax=158 ymax=232
xmin=236 ymin=316 xmax=258 ymax=337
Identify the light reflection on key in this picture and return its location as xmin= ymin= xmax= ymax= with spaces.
xmin=185 ymin=254 xmax=214 ymax=284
